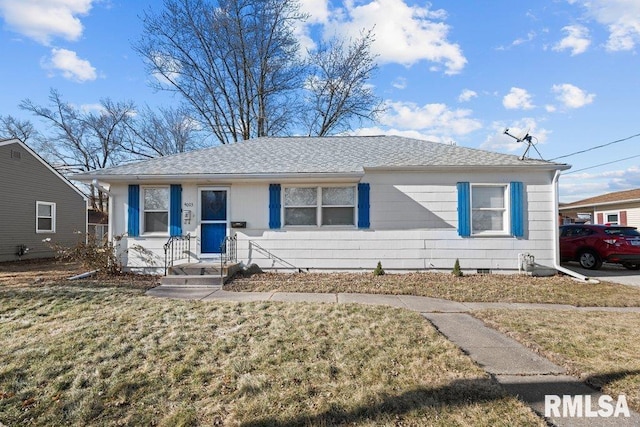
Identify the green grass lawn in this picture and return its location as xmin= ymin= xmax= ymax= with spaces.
xmin=0 ymin=281 xmax=543 ymax=426
xmin=474 ymin=309 xmax=640 ymax=413
xmin=226 ymin=272 xmax=640 ymax=307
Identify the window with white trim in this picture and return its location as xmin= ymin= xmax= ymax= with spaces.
xmin=471 ymin=185 xmax=508 ymax=234
xmin=605 ymin=212 xmax=619 ymax=225
xmin=36 ymin=201 xmax=56 ymax=233
xmin=142 ymin=187 xmax=169 ymax=233
xmin=284 ymin=186 xmax=355 ymax=226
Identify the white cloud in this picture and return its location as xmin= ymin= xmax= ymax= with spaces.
xmin=43 ymin=48 xmax=97 ymax=82
xmin=503 ymin=87 xmax=535 ymax=110
xmin=379 ymin=100 xmax=482 ymax=136
xmin=150 ymin=53 xmax=182 ymax=85
xmin=570 ymin=0 xmax=640 ymax=51
xmin=298 ymin=0 xmax=330 ymax=24
xmin=511 ymin=31 xmax=536 ymax=47
xmin=458 ymin=89 xmax=477 ymax=102
xmin=391 ymin=77 xmax=407 ymax=90
xmin=0 ymin=0 xmax=94 ymax=45
xmin=559 ymin=166 xmax=640 ymax=202
xmin=552 ymin=83 xmax=595 ymax=108
xmin=349 ymin=126 xmax=443 ymax=142
xmin=324 ymin=0 xmax=466 ymax=74
xmin=480 ymin=119 xmax=550 ymax=154
xmin=553 ymin=24 xmax=591 ymax=55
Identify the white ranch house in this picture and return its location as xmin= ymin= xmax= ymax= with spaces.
xmin=74 ymin=136 xmax=570 ymax=275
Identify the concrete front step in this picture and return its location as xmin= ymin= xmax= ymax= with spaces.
xmin=168 ymin=262 xmax=241 ymax=277
xmin=159 ymin=275 xmax=223 ymax=287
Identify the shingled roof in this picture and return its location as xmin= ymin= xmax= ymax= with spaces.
xmin=74 ymin=135 xmax=568 ymax=181
xmin=560 ymin=188 xmax=640 ymax=209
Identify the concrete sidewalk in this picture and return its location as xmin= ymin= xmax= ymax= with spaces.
xmin=147 ymin=286 xmax=640 ymax=426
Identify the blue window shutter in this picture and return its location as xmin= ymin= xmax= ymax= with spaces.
xmin=357 ymin=183 xmax=370 ymax=229
xmin=127 ymin=184 xmax=140 ymax=237
xmin=510 ymin=181 xmax=524 ymax=237
xmin=170 ymin=184 xmax=182 ymax=236
xmin=269 ymin=184 xmax=281 ymax=229
xmin=457 ymin=182 xmax=470 ymax=237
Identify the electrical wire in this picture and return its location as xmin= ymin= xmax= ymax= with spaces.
xmin=563 ymin=153 xmax=640 ymax=175
xmin=548 ymin=131 xmax=640 ymax=161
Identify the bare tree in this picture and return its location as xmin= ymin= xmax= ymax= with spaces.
xmin=0 ymin=115 xmax=38 ymax=142
xmin=135 ymin=0 xmax=305 ymax=144
xmin=304 ymin=30 xmax=383 ymax=136
xmin=20 ymin=89 xmax=136 ymax=212
xmin=123 ymin=105 xmax=208 ymax=158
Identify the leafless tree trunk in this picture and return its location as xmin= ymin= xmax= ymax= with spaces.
xmin=135 ymin=0 xmax=305 ymax=144
xmin=20 ymin=89 xmax=135 ymax=212
xmin=304 ymin=30 xmax=383 ymax=136
xmin=122 ymin=105 xmax=208 ymax=158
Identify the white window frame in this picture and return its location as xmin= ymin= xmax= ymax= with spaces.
xmin=470 ymin=184 xmax=510 ymax=236
xmin=141 ymin=186 xmax=170 ymax=235
xmin=283 ymin=185 xmax=357 ymax=228
xmin=604 ymin=211 xmax=619 ymax=225
xmin=36 ymin=201 xmax=56 ymax=233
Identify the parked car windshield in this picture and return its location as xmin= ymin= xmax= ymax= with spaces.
xmin=603 ymin=227 xmax=640 ymax=237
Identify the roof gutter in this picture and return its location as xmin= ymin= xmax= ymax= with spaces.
xmin=73 ymin=171 xmax=365 ymax=183
xmin=559 ymin=197 xmax=640 ymax=211
xmin=552 ymin=170 xmax=598 ymax=283
xmin=364 ymin=164 xmax=571 ymax=172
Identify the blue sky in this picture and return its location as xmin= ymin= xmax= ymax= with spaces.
xmin=1 ymin=0 xmax=639 ymax=203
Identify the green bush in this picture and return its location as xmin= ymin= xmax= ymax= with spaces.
xmin=373 ymin=261 xmax=385 ymax=276
xmin=452 ymin=258 xmax=463 ymax=277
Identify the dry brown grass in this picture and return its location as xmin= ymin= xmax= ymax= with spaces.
xmin=0 ymin=259 xmax=158 ymax=290
xmin=474 ymin=309 xmax=640 ymax=413
xmin=226 ymin=271 xmax=640 ymax=307
xmin=0 ymin=268 xmax=543 ymax=426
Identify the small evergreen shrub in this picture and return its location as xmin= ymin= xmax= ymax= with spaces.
xmin=452 ymin=258 xmax=463 ymax=277
xmin=373 ymin=261 xmax=385 ymax=276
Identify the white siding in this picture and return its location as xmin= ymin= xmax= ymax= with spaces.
xmin=108 ymin=169 xmax=558 ymax=273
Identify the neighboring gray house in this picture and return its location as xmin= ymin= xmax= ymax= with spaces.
xmin=73 ymin=135 xmax=570 ymax=274
xmin=0 ymin=139 xmax=87 ymax=262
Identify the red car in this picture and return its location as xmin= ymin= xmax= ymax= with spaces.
xmin=560 ymin=224 xmax=640 ymax=270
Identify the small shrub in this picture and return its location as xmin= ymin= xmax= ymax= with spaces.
xmin=373 ymin=261 xmax=385 ymax=276
xmin=45 ymin=234 xmax=123 ymax=275
xmin=452 ymin=258 xmax=463 ymax=277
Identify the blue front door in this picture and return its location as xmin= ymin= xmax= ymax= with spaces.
xmin=200 ymin=189 xmax=227 ymax=255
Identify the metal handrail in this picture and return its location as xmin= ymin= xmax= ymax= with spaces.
xmin=163 ymin=234 xmax=191 ymax=276
xmin=219 ymin=234 xmax=237 ymax=282
xmin=248 ymin=240 xmax=304 ymax=272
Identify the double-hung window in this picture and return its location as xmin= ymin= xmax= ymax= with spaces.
xmin=36 ymin=201 xmax=56 ymax=233
xmin=471 ymin=185 xmax=508 ymax=234
xmin=142 ymin=187 xmax=169 ymax=233
xmin=605 ymin=212 xmax=619 ymax=225
xmin=284 ymin=186 xmax=355 ymax=226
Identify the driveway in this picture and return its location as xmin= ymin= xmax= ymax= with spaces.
xmin=561 ymin=262 xmax=640 ymax=287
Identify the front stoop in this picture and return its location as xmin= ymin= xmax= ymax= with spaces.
xmin=160 ymin=262 xmax=241 ymax=287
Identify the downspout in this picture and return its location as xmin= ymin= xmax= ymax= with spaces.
xmin=552 ymin=170 xmax=597 ymax=282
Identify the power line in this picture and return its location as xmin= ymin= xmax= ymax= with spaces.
xmin=564 ymin=153 xmax=640 ymax=175
xmin=549 ymin=131 xmax=640 ymax=161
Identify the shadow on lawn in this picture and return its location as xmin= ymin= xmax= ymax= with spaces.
xmin=241 ymin=371 xmax=640 ymax=426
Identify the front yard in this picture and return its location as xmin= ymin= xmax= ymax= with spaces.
xmin=2 ymin=261 xmax=640 ymax=425
xmin=475 ymin=309 xmax=640 ymax=414
xmin=0 ymin=273 xmax=541 ymax=426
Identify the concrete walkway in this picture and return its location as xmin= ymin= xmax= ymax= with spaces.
xmin=147 ymin=286 xmax=640 ymax=426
